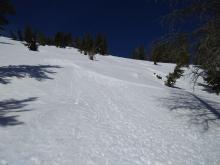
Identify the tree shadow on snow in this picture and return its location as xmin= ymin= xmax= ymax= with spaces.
xmin=197 ymin=82 xmax=217 ymax=94
xmin=160 ymin=90 xmax=220 ymax=132
xmin=0 ymin=97 xmax=38 ymax=126
xmin=0 ymin=41 xmax=14 ymax=45
xmin=0 ymin=65 xmax=62 ymax=84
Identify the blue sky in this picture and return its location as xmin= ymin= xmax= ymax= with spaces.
xmin=7 ymin=0 xmax=172 ymax=57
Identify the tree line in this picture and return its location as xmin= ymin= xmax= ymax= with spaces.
xmin=1 ymin=0 xmax=108 ymax=57
xmin=9 ymin=27 xmax=108 ymax=56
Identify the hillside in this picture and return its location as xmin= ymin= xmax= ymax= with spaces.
xmin=0 ymin=37 xmax=219 ymax=165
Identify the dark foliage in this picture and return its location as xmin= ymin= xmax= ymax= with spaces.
xmin=75 ymin=37 xmax=82 ymax=52
xmin=24 ymin=26 xmax=33 ymax=43
xmin=54 ymin=32 xmax=63 ymax=47
xmin=165 ymin=64 xmax=184 ymax=87
xmin=54 ymin=32 xmax=73 ymax=48
xmin=24 ymin=26 xmax=38 ymax=51
xmin=94 ymin=34 xmax=108 ymax=55
xmin=75 ymin=33 xmax=108 ymax=56
xmin=10 ymin=30 xmax=17 ymax=40
xmin=131 ymin=46 xmax=146 ymax=60
xmin=0 ymin=0 xmax=15 ymax=31
xmin=28 ymin=38 xmax=38 ymax=51
xmin=37 ymin=32 xmax=46 ymax=46
xmin=156 ymin=74 xmax=162 ymax=80
xmin=151 ymin=33 xmax=190 ymax=65
xmin=17 ymin=29 xmax=23 ymax=41
xmin=158 ymin=0 xmax=220 ymax=94
xmin=64 ymin=32 xmax=73 ymax=47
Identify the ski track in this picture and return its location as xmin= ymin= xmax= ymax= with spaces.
xmin=0 ymin=37 xmax=220 ymax=165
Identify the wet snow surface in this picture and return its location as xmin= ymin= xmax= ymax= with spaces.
xmin=0 ymin=37 xmax=220 ymax=165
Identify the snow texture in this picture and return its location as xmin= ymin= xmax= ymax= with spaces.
xmin=0 ymin=37 xmax=220 ymax=165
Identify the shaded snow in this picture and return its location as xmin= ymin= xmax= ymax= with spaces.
xmin=0 ymin=37 xmax=220 ymax=165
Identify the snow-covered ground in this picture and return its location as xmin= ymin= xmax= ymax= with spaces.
xmin=0 ymin=37 xmax=219 ymax=165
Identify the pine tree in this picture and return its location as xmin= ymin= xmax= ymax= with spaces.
xmin=99 ymin=35 xmax=108 ymax=55
xmin=24 ymin=26 xmax=33 ymax=43
xmin=94 ymin=34 xmax=103 ymax=54
xmin=75 ymin=37 xmax=82 ymax=52
xmin=23 ymin=26 xmax=38 ymax=51
xmin=27 ymin=32 xmax=38 ymax=51
xmin=37 ymin=32 xmax=46 ymax=46
xmin=17 ymin=29 xmax=23 ymax=41
xmin=45 ymin=37 xmax=54 ymax=46
xmin=75 ymin=37 xmax=81 ymax=48
xmin=165 ymin=64 xmax=184 ymax=87
xmin=10 ymin=30 xmax=17 ymax=40
xmin=0 ymin=0 xmax=15 ymax=31
xmin=151 ymin=33 xmax=190 ymax=65
xmin=54 ymin=32 xmax=63 ymax=47
xmin=81 ymin=36 xmax=87 ymax=55
xmin=28 ymin=38 xmax=38 ymax=51
xmin=151 ymin=41 xmax=167 ymax=65
xmin=64 ymin=33 xmax=73 ymax=47
xmin=83 ymin=33 xmax=93 ymax=55
xmin=132 ymin=46 xmax=146 ymax=60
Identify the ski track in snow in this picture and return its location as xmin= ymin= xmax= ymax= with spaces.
xmin=0 ymin=37 xmax=220 ymax=165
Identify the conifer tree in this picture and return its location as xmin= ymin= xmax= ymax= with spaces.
xmin=83 ymin=33 xmax=93 ymax=55
xmin=75 ymin=37 xmax=81 ymax=48
xmin=23 ymin=26 xmax=38 ymax=51
xmin=45 ymin=37 xmax=54 ymax=46
xmin=0 ymin=0 xmax=15 ymax=31
xmin=24 ymin=26 xmax=33 ymax=43
xmin=37 ymin=32 xmax=46 ymax=46
xmin=81 ymin=36 xmax=87 ymax=55
xmin=75 ymin=37 xmax=83 ymax=52
xmin=54 ymin=32 xmax=63 ymax=47
xmin=132 ymin=46 xmax=146 ymax=60
xmin=94 ymin=34 xmax=103 ymax=54
xmin=165 ymin=64 xmax=184 ymax=87
xmin=17 ymin=29 xmax=23 ymax=41
xmin=64 ymin=33 xmax=73 ymax=47
xmin=151 ymin=33 xmax=190 ymax=65
xmin=28 ymin=33 xmax=38 ymax=51
xmin=99 ymin=35 xmax=108 ymax=55
xmin=10 ymin=30 xmax=17 ymax=40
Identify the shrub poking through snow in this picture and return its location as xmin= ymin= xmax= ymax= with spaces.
xmin=156 ymin=74 xmax=162 ymax=80
xmin=88 ymin=48 xmax=95 ymax=60
xmin=165 ymin=64 xmax=184 ymax=87
xmin=28 ymin=39 xmax=38 ymax=51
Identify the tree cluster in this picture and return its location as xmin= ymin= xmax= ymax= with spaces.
xmin=160 ymin=0 xmax=220 ymax=94
xmin=54 ymin=32 xmax=73 ymax=48
xmin=2 ymin=0 xmax=109 ymax=60
xmin=151 ymin=33 xmax=190 ymax=66
xmin=131 ymin=46 xmax=146 ymax=60
xmin=24 ymin=26 xmax=38 ymax=51
xmin=76 ymin=33 xmax=108 ymax=57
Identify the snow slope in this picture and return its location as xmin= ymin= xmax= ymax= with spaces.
xmin=0 ymin=37 xmax=219 ymax=165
